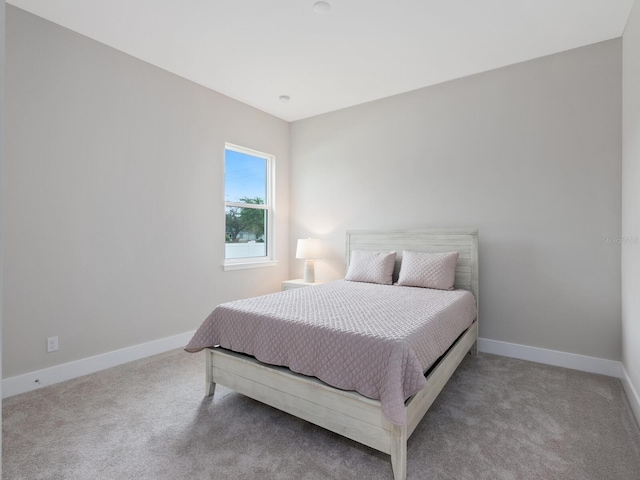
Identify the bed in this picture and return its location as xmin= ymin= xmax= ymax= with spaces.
xmin=186 ymin=229 xmax=479 ymax=480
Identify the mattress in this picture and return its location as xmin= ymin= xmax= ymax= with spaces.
xmin=186 ymin=280 xmax=477 ymax=425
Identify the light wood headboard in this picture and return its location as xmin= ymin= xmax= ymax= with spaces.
xmin=345 ymin=229 xmax=479 ymax=304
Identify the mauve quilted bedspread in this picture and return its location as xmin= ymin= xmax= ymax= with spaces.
xmin=185 ymin=280 xmax=477 ymax=425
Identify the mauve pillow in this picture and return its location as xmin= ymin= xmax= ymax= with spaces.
xmin=345 ymin=250 xmax=397 ymax=285
xmin=397 ymin=250 xmax=459 ymax=290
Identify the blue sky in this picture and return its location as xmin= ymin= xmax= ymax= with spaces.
xmin=224 ymin=149 xmax=266 ymax=203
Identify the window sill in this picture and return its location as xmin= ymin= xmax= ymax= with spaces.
xmin=223 ymin=260 xmax=278 ymax=271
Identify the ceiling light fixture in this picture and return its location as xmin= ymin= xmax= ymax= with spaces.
xmin=279 ymin=95 xmax=290 ymax=103
xmin=313 ymin=1 xmax=331 ymax=14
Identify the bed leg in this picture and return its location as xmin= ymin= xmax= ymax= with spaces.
xmin=470 ymin=340 xmax=478 ymax=356
xmin=205 ymin=350 xmax=216 ymax=397
xmin=390 ymin=424 xmax=407 ymax=480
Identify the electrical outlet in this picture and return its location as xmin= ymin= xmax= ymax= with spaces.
xmin=47 ymin=336 xmax=58 ymax=353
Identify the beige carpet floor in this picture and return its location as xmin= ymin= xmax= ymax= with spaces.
xmin=3 ymin=350 xmax=640 ymax=480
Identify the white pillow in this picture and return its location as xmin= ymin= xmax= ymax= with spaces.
xmin=345 ymin=250 xmax=396 ymax=285
xmin=397 ymin=250 xmax=459 ymax=290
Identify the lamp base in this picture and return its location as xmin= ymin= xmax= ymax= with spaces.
xmin=303 ymin=259 xmax=315 ymax=283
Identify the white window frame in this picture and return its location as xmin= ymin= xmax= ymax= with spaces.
xmin=223 ymin=143 xmax=276 ymax=271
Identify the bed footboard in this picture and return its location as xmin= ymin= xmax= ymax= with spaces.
xmin=204 ymin=319 xmax=478 ymax=480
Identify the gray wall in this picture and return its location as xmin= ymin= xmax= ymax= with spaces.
xmin=622 ymin=0 xmax=640 ymax=409
xmin=2 ymin=7 xmax=290 ymax=378
xmin=290 ymin=40 xmax=622 ymax=361
xmin=1 ymin=0 xmax=5 ymax=472
xmin=2 ymin=5 xmax=627 ymax=382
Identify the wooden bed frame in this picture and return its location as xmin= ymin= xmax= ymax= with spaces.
xmin=204 ymin=229 xmax=479 ymax=480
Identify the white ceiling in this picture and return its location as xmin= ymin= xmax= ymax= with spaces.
xmin=7 ymin=0 xmax=636 ymax=122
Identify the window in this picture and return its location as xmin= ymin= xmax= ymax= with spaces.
xmin=223 ymin=143 xmax=275 ymax=269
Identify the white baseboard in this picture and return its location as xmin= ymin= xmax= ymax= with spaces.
xmin=478 ymin=337 xmax=622 ymax=378
xmin=2 ymin=330 xmax=196 ymax=399
xmin=1 ymin=332 xmax=629 ymax=405
xmin=621 ymin=365 xmax=640 ymax=427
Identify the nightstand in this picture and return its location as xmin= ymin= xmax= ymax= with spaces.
xmin=281 ymin=279 xmax=326 ymax=291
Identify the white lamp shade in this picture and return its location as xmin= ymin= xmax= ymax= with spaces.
xmin=296 ymin=238 xmax=322 ymax=259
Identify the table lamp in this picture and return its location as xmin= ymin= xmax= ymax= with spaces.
xmin=296 ymin=238 xmax=322 ymax=283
